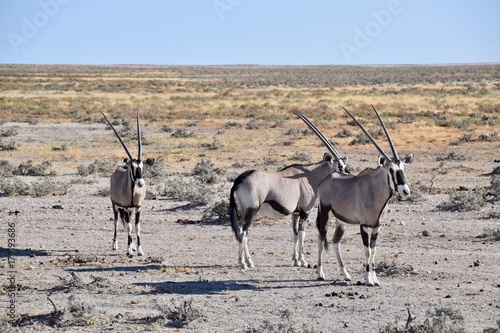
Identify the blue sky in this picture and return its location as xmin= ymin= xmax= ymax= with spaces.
xmin=1 ymin=1 xmax=499 ymax=65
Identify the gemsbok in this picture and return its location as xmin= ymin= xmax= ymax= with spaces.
xmin=101 ymin=111 xmax=155 ymax=257
xmin=229 ymin=111 xmax=348 ymax=269
xmin=306 ymin=106 xmax=413 ymax=286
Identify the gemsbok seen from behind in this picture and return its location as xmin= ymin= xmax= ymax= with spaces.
xmin=229 ymin=111 xmax=348 ymax=269
xmin=101 ymin=111 xmax=155 ymax=257
xmin=303 ymin=106 xmax=413 ymax=286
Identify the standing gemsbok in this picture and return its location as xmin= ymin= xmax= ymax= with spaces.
xmin=229 ymin=111 xmax=348 ymax=269
xmin=101 ymin=112 xmax=155 ymax=257
xmin=304 ymin=106 xmax=413 ymax=286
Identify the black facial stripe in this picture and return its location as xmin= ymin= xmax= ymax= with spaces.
xmin=396 ymin=170 xmax=405 ymax=185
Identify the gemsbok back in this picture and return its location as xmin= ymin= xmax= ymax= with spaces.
xmin=229 ymin=111 xmax=348 ymax=269
xmin=304 ymin=106 xmax=413 ymax=286
xmin=101 ymin=111 xmax=155 ymax=257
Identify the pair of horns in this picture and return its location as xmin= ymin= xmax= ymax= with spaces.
xmin=342 ymin=105 xmax=399 ymax=162
xmin=292 ymin=110 xmax=344 ymax=163
xmin=101 ymin=111 xmax=142 ymax=161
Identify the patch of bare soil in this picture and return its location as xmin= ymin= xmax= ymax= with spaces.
xmin=1 ymin=122 xmax=499 ymax=333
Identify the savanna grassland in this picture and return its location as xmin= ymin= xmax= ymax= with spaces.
xmin=0 ymin=64 xmax=499 ymax=332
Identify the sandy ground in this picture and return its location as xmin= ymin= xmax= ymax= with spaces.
xmin=1 ymin=122 xmax=499 ymax=333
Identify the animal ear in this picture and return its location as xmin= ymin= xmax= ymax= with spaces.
xmin=323 ymin=153 xmax=333 ymax=164
xmin=145 ymin=158 xmax=155 ymax=166
xmin=378 ymin=155 xmax=387 ymax=166
xmin=403 ymin=153 xmax=414 ymax=164
xmin=122 ymin=157 xmax=129 ymax=164
xmin=342 ymin=157 xmax=348 ymax=164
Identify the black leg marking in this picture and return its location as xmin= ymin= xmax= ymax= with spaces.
xmin=135 ymin=210 xmax=141 ymax=247
xmin=292 ymin=214 xmax=299 ymax=236
xmin=317 ymin=204 xmax=329 ymax=250
xmin=298 ymin=211 xmax=308 ymax=232
xmin=370 ymin=231 xmax=379 ymax=249
xmin=242 ymin=208 xmax=257 ymax=234
xmin=332 ymin=224 xmax=345 ymax=244
xmin=360 ymin=226 xmax=369 ymax=248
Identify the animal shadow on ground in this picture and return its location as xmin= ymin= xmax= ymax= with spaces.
xmin=0 ymin=247 xmax=50 ymax=258
xmin=134 ymin=280 xmax=256 ymax=295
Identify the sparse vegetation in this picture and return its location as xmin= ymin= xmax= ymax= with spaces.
xmin=78 ymin=159 xmax=116 ymax=177
xmin=153 ymin=298 xmax=204 ymax=328
xmin=0 ymin=64 xmax=499 ymax=332
xmin=379 ymin=307 xmax=465 ymax=333
xmin=436 ymin=190 xmax=486 ymax=212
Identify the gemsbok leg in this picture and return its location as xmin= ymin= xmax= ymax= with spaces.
xmin=316 ymin=204 xmax=329 ymax=280
xmin=112 ymin=203 xmax=119 ymax=251
xmin=361 ymin=225 xmax=381 ymax=286
xmin=135 ymin=208 xmax=144 ymax=256
xmin=332 ymin=221 xmax=352 ymax=281
xmin=292 ymin=211 xmax=309 ymax=267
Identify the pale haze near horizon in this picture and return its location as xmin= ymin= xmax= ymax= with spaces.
xmin=1 ymin=0 xmax=499 ymax=66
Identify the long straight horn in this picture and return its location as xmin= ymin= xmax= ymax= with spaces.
xmin=101 ymin=111 xmax=134 ymax=161
xmin=292 ymin=110 xmax=343 ymax=162
xmin=136 ymin=112 xmax=142 ymax=160
xmin=371 ymin=105 xmax=399 ymax=161
xmin=342 ymin=107 xmax=391 ymax=162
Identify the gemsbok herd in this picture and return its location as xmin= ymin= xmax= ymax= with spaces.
xmin=102 ymin=105 xmax=413 ymax=286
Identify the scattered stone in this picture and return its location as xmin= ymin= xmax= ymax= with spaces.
xmin=52 ymin=204 xmax=64 ymax=209
xmin=422 ymin=230 xmax=430 ymax=237
xmin=473 ymin=260 xmax=480 ymax=267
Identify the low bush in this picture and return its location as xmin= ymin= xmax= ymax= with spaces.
xmin=14 ymin=160 xmax=54 ymax=176
xmin=379 ymin=307 xmax=465 ymax=333
xmin=0 ymin=177 xmax=70 ymax=197
xmin=436 ymin=190 xmax=485 ymax=212
xmin=77 ymin=159 xmax=115 ymax=177
xmin=192 ymin=159 xmax=223 ymax=184
xmin=159 ymin=176 xmax=216 ymax=205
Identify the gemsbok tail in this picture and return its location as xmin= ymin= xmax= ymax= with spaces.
xmin=229 ymin=183 xmax=243 ymax=242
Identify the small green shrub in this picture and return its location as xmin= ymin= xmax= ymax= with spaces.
xmin=436 ymin=190 xmax=485 ymax=212
xmin=160 ymin=176 xmax=216 ymax=205
xmin=0 ymin=140 xmax=19 ymax=151
xmin=335 ymin=128 xmax=353 ymax=138
xmin=379 ymin=307 xmax=465 ymax=333
xmin=192 ymin=159 xmax=223 ymax=184
xmin=201 ymin=200 xmax=230 ymax=224
xmin=478 ymin=227 xmax=500 ymax=241
xmin=78 ymin=159 xmax=115 ymax=177
xmin=0 ymin=160 xmax=14 ymax=177
xmin=289 ymin=151 xmax=311 ymax=163
xmin=153 ymin=299 xmax=204 ymax=328
xmin=0 ymin=177 xmax=30 ymax=196
xmin=171 ymin=128 xmax=194 ymax=138
xmin=0 ymin=128 xmax=18 ymax=137
xmin=0 ymin=177 xmax=70 ymax=197
xmin=14 ymin=160 xmax=54 ymax=176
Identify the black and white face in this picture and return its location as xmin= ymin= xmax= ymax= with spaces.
xmin=123 ymin=158 xmax=145 ymax=188
xmin=380 ymin=154 xmax=414 ymax=197
xmin=132 ymin=160 xmax=145 ymax=188
xmin=336 ymin=157 xmax=349 ymax=174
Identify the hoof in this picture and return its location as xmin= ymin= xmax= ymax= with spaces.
xmin=317 ymin=276 xmax=325 ymax=281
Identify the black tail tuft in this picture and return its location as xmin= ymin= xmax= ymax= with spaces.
xmin=229 ymin=183 xmax=243 ymax=242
